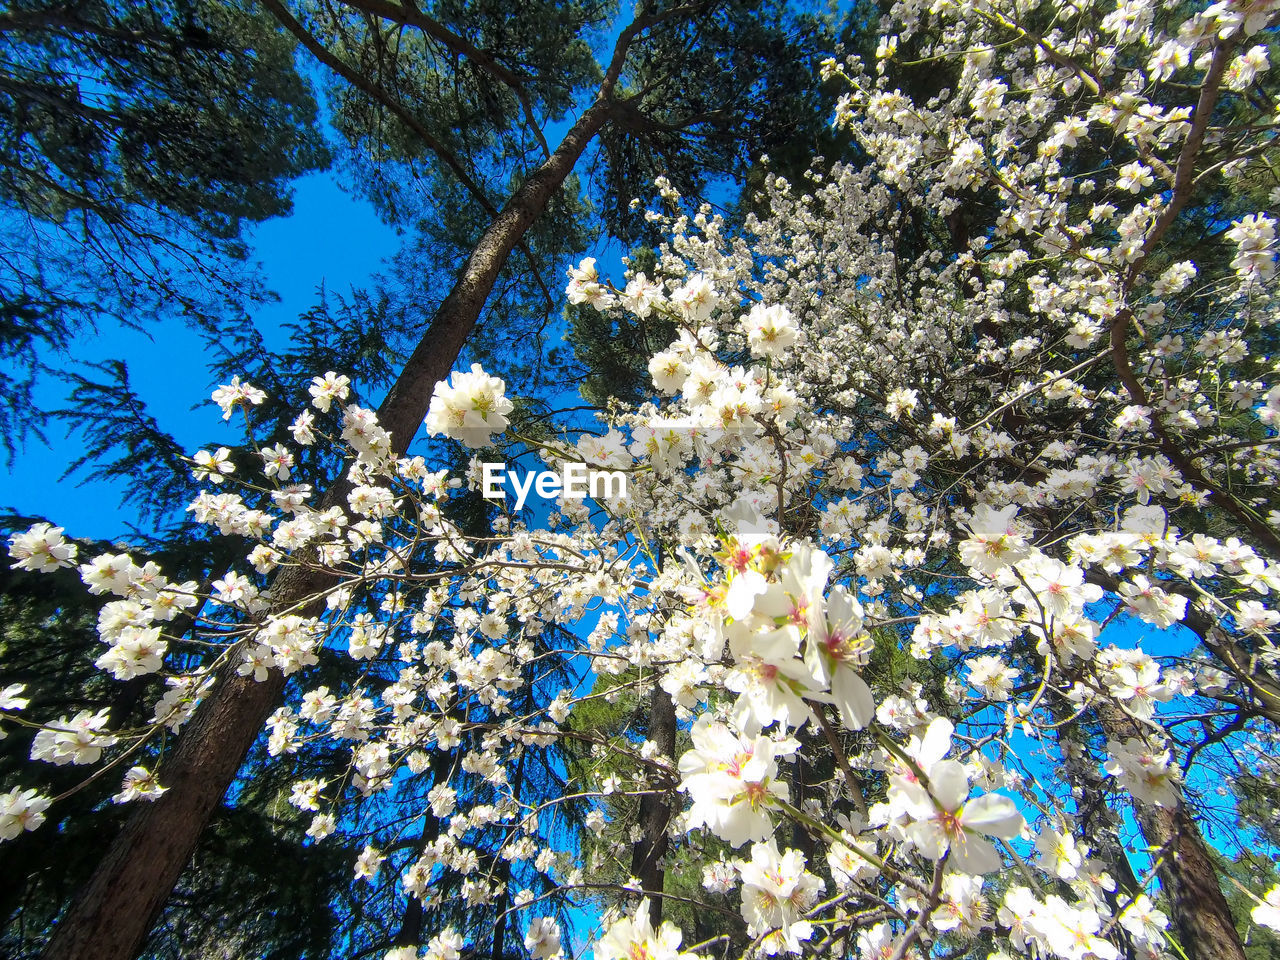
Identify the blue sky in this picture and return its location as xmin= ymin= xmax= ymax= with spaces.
xmin=0 ymin=173 xmax=400 ymax=540
xmin=0 ymin=112 xmax=640 ymax=542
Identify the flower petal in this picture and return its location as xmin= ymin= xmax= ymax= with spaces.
xmin=960 ymin=792 xmax=1024 ymax=838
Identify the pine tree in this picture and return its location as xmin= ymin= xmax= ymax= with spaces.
xmin=33 ymin=4 xmax=840 ymax=958
xmin=0 ymin=0 xmax=329 ymax=452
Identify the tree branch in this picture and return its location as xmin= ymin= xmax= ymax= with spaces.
xmin=260 ymin=0 xmax=494 ymax=216
xmin=338 ymin=0 xmax=552 ymax=158
xmin=261 ymin=0 xmax=556 ymax=308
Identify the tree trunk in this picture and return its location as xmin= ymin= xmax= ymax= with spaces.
xmin=490 ymin=749 xmax=526 ymax=960
xmin=373 ymin=98 xmax=613 ymax=448
xmin=394 ymin=894 xmax=424 ymax=949
xmin=630 ymin=683 xmax=676 ymax=924
xmin=1053 ymin=714 xmax=1143 ymax=960
xmin=38 ymin=657 xmax=290 ymax=960
xmin=40 ymin=98 xmax=616 ymax=960
xmin=490 ymin=855 xmax=512 ymax=960
xmin=1136 ymin=801 xmax=1245 ymax=960
xmin=1094 ymin=702 xmax=1246 ymax=960
xmin=1051 ymin=703 xmax=1142 ymax=896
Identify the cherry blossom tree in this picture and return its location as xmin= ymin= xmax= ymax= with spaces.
xmin=7 ymin=0 xmax=1280 ymax=958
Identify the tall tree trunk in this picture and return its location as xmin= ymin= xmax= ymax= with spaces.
xmin=1053 ymin=713 xmax=1143 ymax=960
xmin=789 ymin=728 xmax=816 ymax=860
xmin=490 ymin=854 xmax=513 ymax=960
xmin=1049 ymin=698 xmax=1142 ymax=896
xmin=372 ymin=97 xmax=612 ymax=448
xmin=1094 ymin=702 xmax=1246 ymax=960
xmin=394 ymin=897 xmax=424 ymax=950
xmin=40 ymin=98 xmax=615 ymax=960
xmin=630 ymin=682 xmax=676 ymax=924
xmin=490 ymin=750 xmax=526 ymax=960
xmin=1137 ymin=801 xmax=1245 ymax=960
xmin=393 ymin=750 xmax=451 ymax=952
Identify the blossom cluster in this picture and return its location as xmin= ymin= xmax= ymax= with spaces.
xmin=6 ymin=0 xmax=1280 ymax=955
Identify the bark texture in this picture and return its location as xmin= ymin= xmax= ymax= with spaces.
xmin=630 ymin=683 xmax=677 ymax=924
xmin=1095 ymin=702 xmax=1246 ymax=960
xmin=1136 ymin=801 xmax=1246 ymax=960
xmin=373 ymin=99 xmax=613 ymax=448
